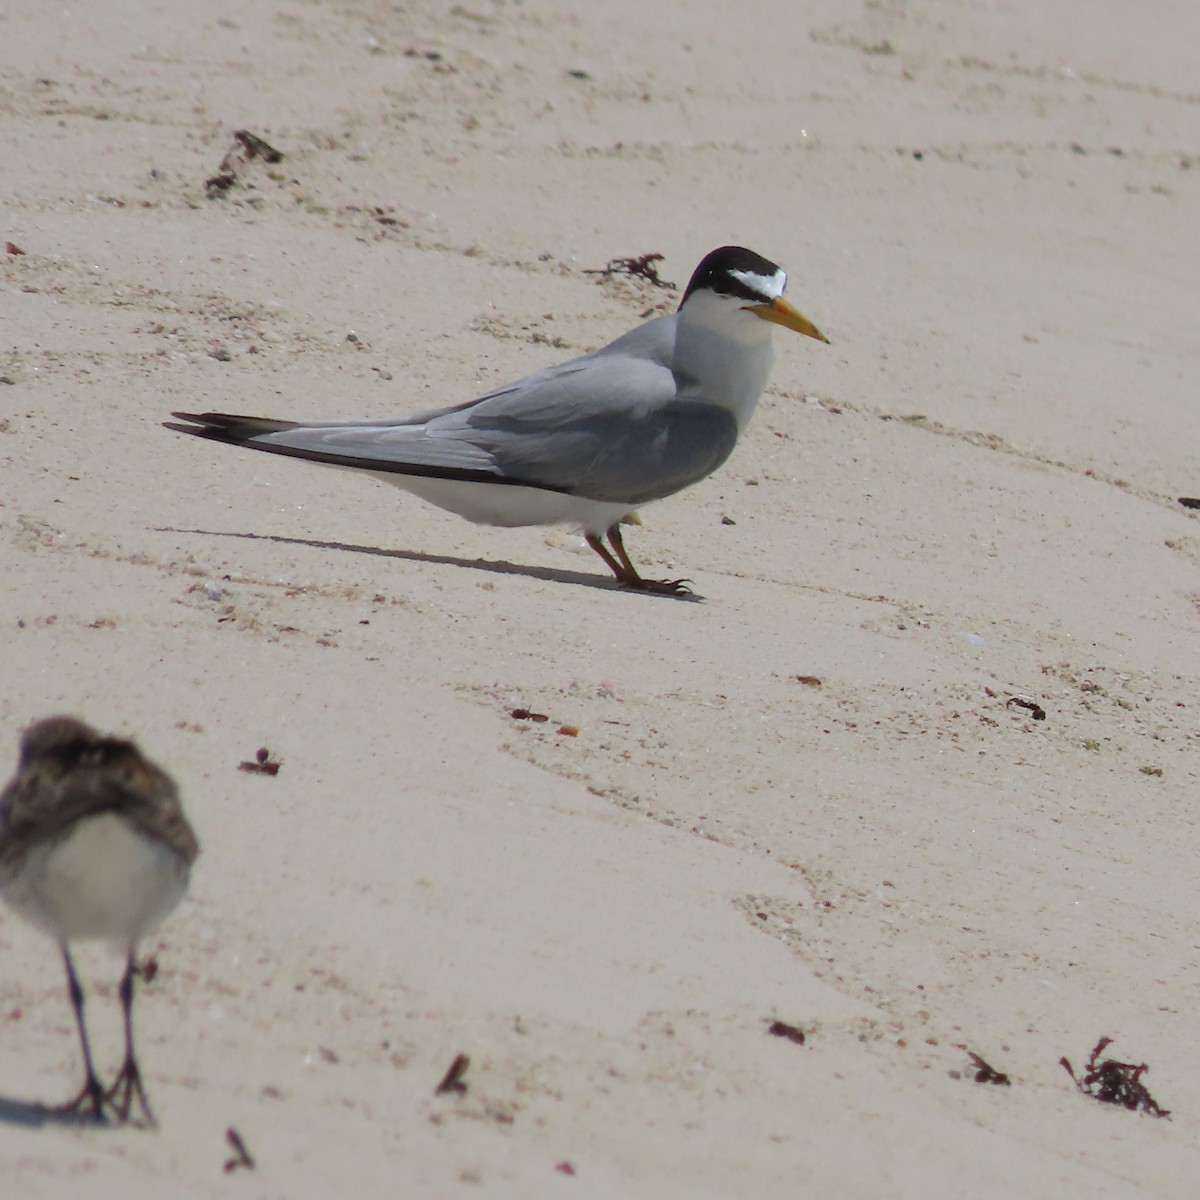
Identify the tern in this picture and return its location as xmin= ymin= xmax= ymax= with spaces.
xmin=168 ymin=245 xmax=828 ymax=594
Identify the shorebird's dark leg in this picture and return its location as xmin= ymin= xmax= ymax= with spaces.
xmin=106 ymin=951 xmax=155 ymax=1126
xmin=606 ymin=525 xmax=692 ymax=596
xmin=56 ymin=947 xmax=107 ymax=1121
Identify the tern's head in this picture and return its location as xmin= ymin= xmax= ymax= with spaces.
xmin=678 ymin=246 xmax=829 ymax=344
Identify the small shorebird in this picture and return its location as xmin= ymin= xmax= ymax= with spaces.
xmin=0 ymin=717 xmax=199 ymax=1124
xmin=168 ymin=245 xmax=828 ymax=594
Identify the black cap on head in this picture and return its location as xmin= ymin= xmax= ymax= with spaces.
xmin=679 ymin=246 xmax=785 ymax=308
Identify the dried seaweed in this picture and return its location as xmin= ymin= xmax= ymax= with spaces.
xmin=1060 ymin=1037 xmax=1170 ymax=1117
xmin=435 ymin=1053 xmax=470 ymax=1096
xmin=584 ymin=253 xmax=676 ymax=290
xmin=205 ymin=130 xmax=284 ymax=197
xmin=966 ymin=1050 xmax=1010 ymax=1086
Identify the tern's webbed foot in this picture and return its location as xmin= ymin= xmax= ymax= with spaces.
xmin=587 ymin=529 xmax=695 ymax=597
xmin=618 ymin=575 xmax=694 ymax=597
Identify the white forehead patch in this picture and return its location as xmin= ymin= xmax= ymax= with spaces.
xmin=729 ymin=266 xmax=787 ymax=300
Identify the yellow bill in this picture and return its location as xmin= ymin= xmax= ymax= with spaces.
xmin=746 ymin=296 xmax=829 ymax=343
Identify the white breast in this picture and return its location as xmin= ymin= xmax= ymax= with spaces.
xmin=1 ymin=813 xmax=190 ymax=947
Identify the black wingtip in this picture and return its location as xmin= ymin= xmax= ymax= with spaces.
xmin=164 ymin=412 xmax=300 ymax=443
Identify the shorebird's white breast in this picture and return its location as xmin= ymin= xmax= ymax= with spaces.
xmin=1 ymin=813 xmax=190 ymax=946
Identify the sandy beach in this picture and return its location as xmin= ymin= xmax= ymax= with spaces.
xmin=2 ymin=0 xmax=1200 ymax=1194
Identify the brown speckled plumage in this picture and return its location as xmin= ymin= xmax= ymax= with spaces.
xmin=0 ymin=716 xmax=198 ymax=880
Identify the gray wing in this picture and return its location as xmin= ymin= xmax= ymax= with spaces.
xmin=167 ymin=314 xmax=740 ymax=505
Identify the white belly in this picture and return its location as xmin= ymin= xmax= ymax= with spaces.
xmin=363 ymin=470 xmax=634 ymax=534
xmin=0 ymin=813 xmax=190 ymax=947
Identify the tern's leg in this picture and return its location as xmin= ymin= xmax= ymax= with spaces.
xmin=607 ymin=525 xmax=649 ymax=580
xmin=57 ymin=947 xmax=107 ymax=1121
xmin=106 ymin=951 xmax=155 ymax=1126
xmin=606 ymin=526 xmax=692 ymax=596
xmin=585 ymin=532 xmax=632 ymax=583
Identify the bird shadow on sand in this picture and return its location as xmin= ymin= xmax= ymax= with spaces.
xmin=154 ymin=528 xmax=705 ymax=602
xmin=0 ymin=1093 xmax=108 ymax=1129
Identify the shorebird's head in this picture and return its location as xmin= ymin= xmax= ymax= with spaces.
xmin=18 ymin=716 xmax=102 ymax=769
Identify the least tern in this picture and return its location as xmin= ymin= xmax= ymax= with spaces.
xmin=0 ymin=717 xmax=199 ymax=1124
xmin=168 ymin=245 xmax=828 ymax=594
